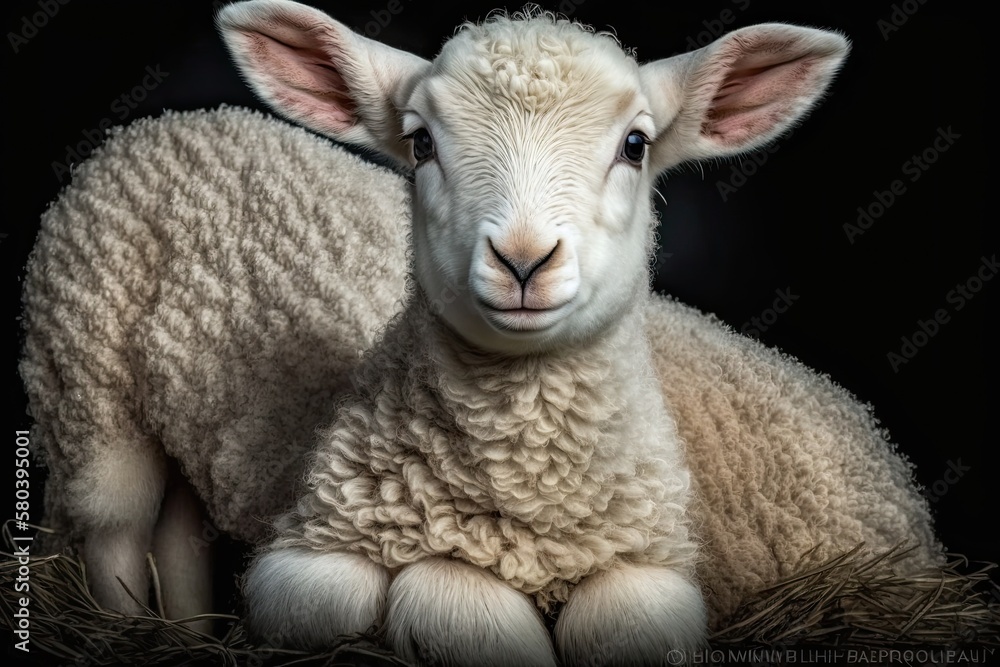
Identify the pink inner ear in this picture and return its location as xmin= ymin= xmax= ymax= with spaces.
xmin=701 ymin=38 xmax=824 ymax=148
xmin=234 ymin=23 xmax=358 ymax=134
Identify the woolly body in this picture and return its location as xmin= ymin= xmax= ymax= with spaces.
xmin=645 ymin=297 xmax=942 ymax=623
xmin=21 ymin=102 xmax=942 ymax=646
xmin=19 ymin=2 xmax=945 ymax=663
xmin=20 ymin=106 xmax=410 ymax=553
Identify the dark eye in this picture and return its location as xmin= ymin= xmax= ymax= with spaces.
xmin=620 ymin=131 xmax=649 ymax=165
xmin=410 ymin=128 xmax=435 ymax=163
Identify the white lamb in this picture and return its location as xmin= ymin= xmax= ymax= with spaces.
xmin=215 ymin=1 xmax=852 ymax=664
xmin=19 ymin=1 xmax=947 ymax=665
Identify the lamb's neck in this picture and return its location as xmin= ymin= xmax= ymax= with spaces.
xmin=399 ymin=292 xmax=668 ymax=526
xmin=422 ymin=298 xmax=652 ymax=427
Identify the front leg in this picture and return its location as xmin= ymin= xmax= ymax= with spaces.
xmin=555 ymin=564 xmax=707 ymax=666
xmin=242 ymin=547 xmax=391 ymax=649
xmin=384 ymin=557 xmax=557 ymax=667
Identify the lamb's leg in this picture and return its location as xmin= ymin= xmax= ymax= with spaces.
xmin=384 ymin=557 xmax=557 ymax=667
xmin=554 ymin=564 xmax=707 ymax=667
xmin=151 ymin=465 xmax=213 ymax=634
xmin=243 ymin=547 xmax=391 ymax=649
xmin=73 ymin=442 xmax=167 ymax=616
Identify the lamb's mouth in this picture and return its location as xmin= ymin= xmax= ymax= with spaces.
xmin=477 ymin=298 xmax=573 ymax=332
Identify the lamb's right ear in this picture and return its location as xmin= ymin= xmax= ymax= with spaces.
xmin=217 ymin=0 xmax=430 ymax=166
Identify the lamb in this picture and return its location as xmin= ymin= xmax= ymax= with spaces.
xmin=216 ymin=1 xmax=933 ymax=664
xmin=17 ymin=0 xmax=947 ymax=664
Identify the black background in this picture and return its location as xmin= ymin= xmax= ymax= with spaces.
xmin=3 ymin=0 xmax=996 ymax=607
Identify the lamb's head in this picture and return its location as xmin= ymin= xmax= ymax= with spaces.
xmin=406 ymin=19 xmax=660 ymax=353
xmin=219 ymin=1 xmax=848 ymax=353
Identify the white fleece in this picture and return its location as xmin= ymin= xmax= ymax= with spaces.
xmin=21 ymin=106 xmax=942 ymax=629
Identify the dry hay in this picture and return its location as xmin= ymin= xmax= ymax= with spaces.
xmin=710 ymin=543 xmax=999 ymax=648
xmin=3 ymin=525 xmax=997 ymax=666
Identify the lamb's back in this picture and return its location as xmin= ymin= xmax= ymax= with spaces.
xmin=21 ymin=107 xmax=411 ymax=545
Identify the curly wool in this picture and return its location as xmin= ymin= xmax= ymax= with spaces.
xmin=645 ymin=298 xmax=943 ymax=624
xmin=22 ymin=107 xmax=942 ymax=628
xmin=20 ymin=106 xmax=410 ymax=549
xmin=273 ymin=291 xmax=696 ymax=608
xmin=435 ymin=13 xmax=636 ymax=120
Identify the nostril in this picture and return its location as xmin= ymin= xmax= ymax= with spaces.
xmin=489 ymin=239 xmax=559 ymax=285
xmin=489 ymin=239 xmax=528 ymax=282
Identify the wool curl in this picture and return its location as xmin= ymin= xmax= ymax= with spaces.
xmin=270 ymin=289 xmax=697 ymax=610
xmin=442 ymin=7 xmax=637 ymax=113
xmin=19 ymin=105 xmax=411 ymax=551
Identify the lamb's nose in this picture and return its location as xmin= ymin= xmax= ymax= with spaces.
xmin=489 ymin=239 xmax=558 ymax=285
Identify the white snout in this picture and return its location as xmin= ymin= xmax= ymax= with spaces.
xmin=471 ymin=234 xmax=581 ymax=333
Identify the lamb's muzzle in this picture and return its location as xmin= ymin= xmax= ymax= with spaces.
xmin=480 ymin=239 xmax=569 ymax=331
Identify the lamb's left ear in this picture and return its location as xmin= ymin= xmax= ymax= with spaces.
xmin=217 ymin=0 xmax=430 ymax=167
xmin=641 ymin=23 xmax=849 ymax=172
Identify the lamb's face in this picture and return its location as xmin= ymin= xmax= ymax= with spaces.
xmin=404 ymin=21 xmax=657 ymax=353
xmin=219 ymin=1 xmax=850 ymax=354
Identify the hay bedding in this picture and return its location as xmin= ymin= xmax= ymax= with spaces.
xmin=3 ymin=530 xmax=997 ymax=666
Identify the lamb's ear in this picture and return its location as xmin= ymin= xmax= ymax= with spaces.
xmin=217 ymin=0 xmax=430 ymax=166
xmin=641 ymin=23 xmax=849 ymax=172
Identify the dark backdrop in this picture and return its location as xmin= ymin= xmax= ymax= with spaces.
xmin=4 ymin=0 xmax=996 ymax=596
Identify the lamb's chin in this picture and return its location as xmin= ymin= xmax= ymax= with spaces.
xmin=438 ymin=303 xmax=579 ymax=355
xmin=478 ymin=301 xmax=572 ymax=333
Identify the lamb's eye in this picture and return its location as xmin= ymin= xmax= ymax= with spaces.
xmin=411 ymin=128 xmax=435 ymax=163
xmin=620 ymin=131 xmax=648 ymax=165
